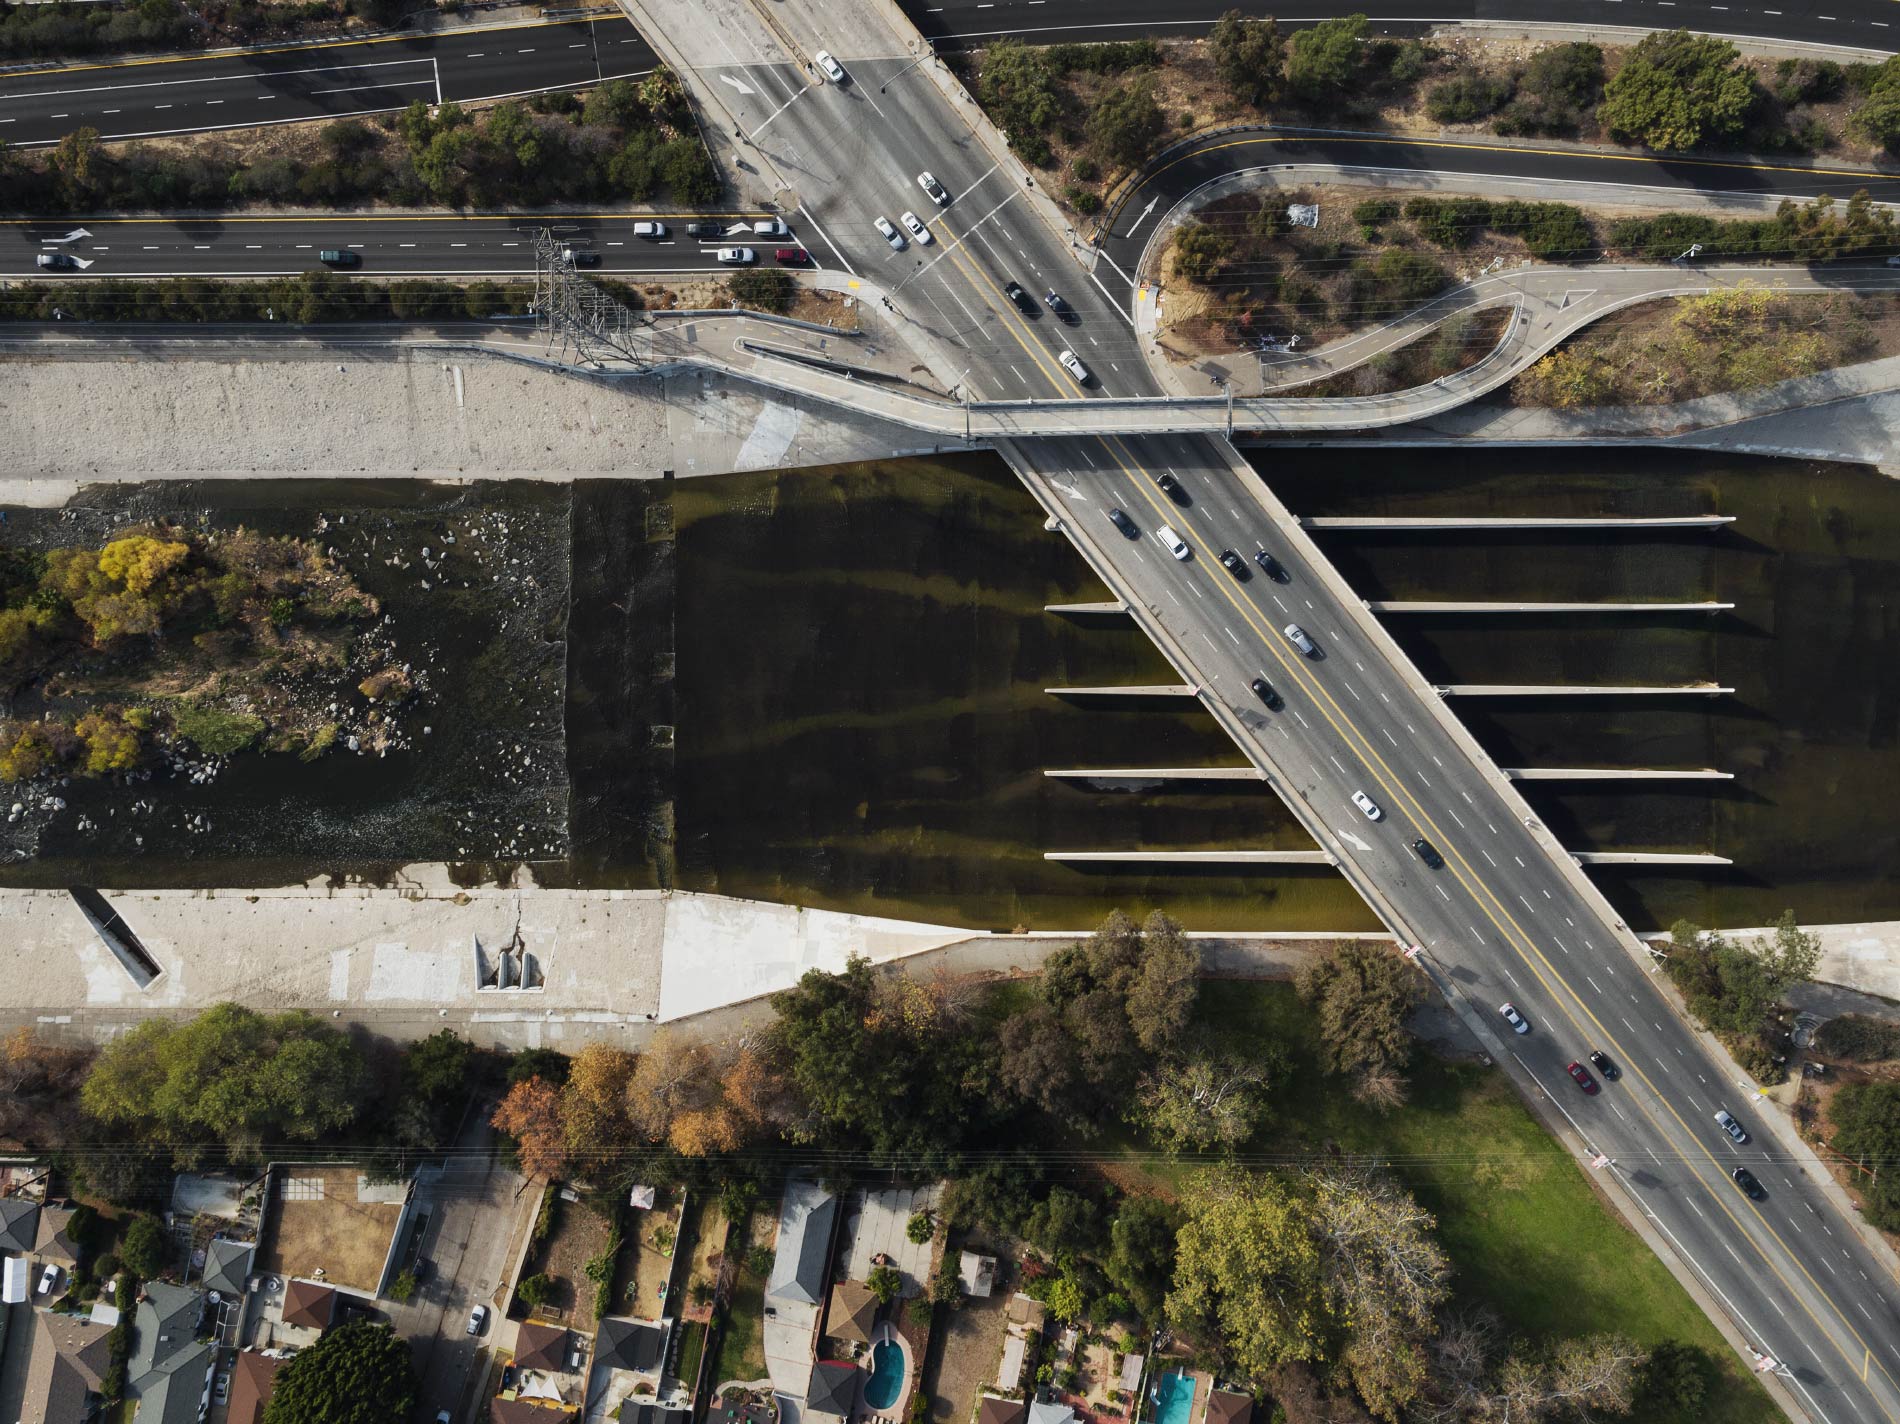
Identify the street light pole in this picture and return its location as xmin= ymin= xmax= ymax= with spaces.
xmin=881 ymin=41 xmax=936 ymax=94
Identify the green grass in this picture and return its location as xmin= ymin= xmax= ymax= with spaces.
xmin=1134 ymin=984 xmax=1782 ymax=1424
xmin=710 ymin=1259 xmax=768 ymax=1387
xmin=677 ymin=1319 xmax=710 ymax=1392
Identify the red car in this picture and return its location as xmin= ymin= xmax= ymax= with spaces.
xmin=1565 ymin=1061 xmax=1599 ymax=1096
xmin=775 ymin=247 xmax=810 ymax=265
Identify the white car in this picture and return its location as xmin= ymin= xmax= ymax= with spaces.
xmin=1058 ymin=349 xmax=1091 ymax=386
xmin=815 ymin=50 xmax=846 ymax=83
xmin=874 ymin=216 xmax=905 ymax=251
xmin=1154 ymin=524 xmax=1189 ymax=561
xmin=1350 ymin=790 xmax=1382 ymax=821
xmin=466 ymin=1304 xmax=488 ymax=1336
xmin=715 ymin=247 xmax=756 ymax=265
xmin=1715 ymin=1109 xmax=1749 ymax=1144
xmin=36 ymin=1264 xmax=58 ymax=1295
xmin=917 ymin=171 xmax=950 ymax=206
xmin=1283 ymin=623 xmax=1316 ymax=656
xmin=1499 ymin=1003 xmax=1530 ymax=1034
xmin=750 ymin=217 xmax=790 ymax=238
xmin=900 ymin=211 xmax=932 ymax=245
xmin=631 ymin=220 xmax=667 ymax=239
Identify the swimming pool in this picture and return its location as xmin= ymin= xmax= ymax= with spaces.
xmin=864 ymin=1338 xmax=906 ymax=1413
xmin=1153 ymin=1370 xmax=1194 ymax=1424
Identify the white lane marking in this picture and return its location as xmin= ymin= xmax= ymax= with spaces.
xmin=1513 ymin=855 xmax=1525 ymax=866
xmin=1435 ymin=884 xmax=1450 ymax=901
xmin=1449 ymin=808 xmax=1465 ymax=828
xmin=1328 ymin=754 xmax=1346 ymax=773
xmin=1224 ymin=626 xmax=1239 ymax=645
xmin=1293 ymin=710 xmax=1310 ymax=729
xmin=1382 ymin=728 xmax=1398 ymax=747
xmin=1481 ymin=848 xmax=1497 ymax=866
xmin=1518 ymin=895 xmax=1533 ymax=912
xmin=1587 ymin=975 xmax=1604 ymax=993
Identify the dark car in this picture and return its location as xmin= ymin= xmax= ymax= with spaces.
xmin=1156 ymin=472 xmax=1188 ymax=504
xmin=1045 ymin=288 xmax=1075 ymax=321
xmin=686 ymin=221 xmax=725 ymax=240
xmin=1004 ymin=280 xmax=1038 ymax=315
xmin=775 ymin=247 xmax=811 ymax=264
xmin=318 ymin=249 xmax=361 ymax=267
xmin=1254 ymin=549 xmax=1287 ymax=581
xmin=34 ymin=252 xmax=77 ymax=271
xmin=562 ymin=248 xmax=600 ymax=267
xmin=1218 ymin=549 xmax=1249 ymax=580
xmin=1411 ymin=837 xmax=1443 ymax=869
xmin=1250 ymin=677 xmax=1282 ymax=709
xmin=501 ymin=1364 xmax=518 ymax=1391
xmin=1565 ymin=1061 xmax=1600 ymax=1095
xmin=1732 ymin=1166 xmax=1766 ymax=1200
xmin=1587 ymin=1050 xmax=1620 ymax=1081
xmin=1107 ymin=507 xmax=1138 ymax=538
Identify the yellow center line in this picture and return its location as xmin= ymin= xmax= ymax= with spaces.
xmin=926 ymin=210 xmax=1069 ymax=394
xmin=1095 ymin=435 xmax=1900 ymax=1409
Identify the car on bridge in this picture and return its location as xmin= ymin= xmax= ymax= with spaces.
xmin=1254 ymin=549 xmax=1287 ymax=581
xmin=1250 ymin=677 xmax=1282 ymax=709
xmin=1411 ymin=837 xmax=1443 ymax=869
xmin=1350 ymin=790 xmax=1383 ymax=821
xmin=1058 ymin=350 xmax=1091 ymax=386
xmin=1156 ymin=472 xmax=1187 ymax=504
xmin=1107 ymin=507 xmax=1138 ymax=538
xmin=1155 ymin=525 xmax=1189 ymax=561
xmin=1499 ymin=1002 xmax=1530 ymax=1034
xmin=1282 ymin=623 xmax=1316 ymax=656
xmin=1218 ymin=549 xmax=1249 ymax=580
xmin=1566 ymin=1061 xmax=1599 ymax=1095
xmin=815 ymin=49 xmax=847 ymax=83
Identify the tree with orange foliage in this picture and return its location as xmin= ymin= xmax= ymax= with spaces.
xmin=491 ymin=1076 xmax=570 ymax=1181
xmin=561 ymin=1044 xmax=636 ymax=1162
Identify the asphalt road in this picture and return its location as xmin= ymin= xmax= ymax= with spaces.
xmin=900 ymin=0 xmax=1900 ymax=52
xmin=653 ymin=5 xmax=1900 ymax=1417
xmin=0 ymin=16 xmax=657 ymax=147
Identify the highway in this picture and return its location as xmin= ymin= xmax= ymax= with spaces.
xmin=0 ymin=16 xmax=656 ymax=147
xmin=620 ymin=0 xmax=1900 ymax=1417
xmin=900 ymin=0 xmax=1900 ymax=51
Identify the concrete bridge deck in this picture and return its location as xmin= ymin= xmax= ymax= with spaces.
xmin=1043 ymin=600 xmax=1129 ymax=616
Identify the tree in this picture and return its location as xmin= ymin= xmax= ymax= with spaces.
xmin=728 ymin=268 xmax=795 ymax=314
xmin=0 ymin=1027 xmax=91 ymax=1145
xmin=1597 ymin=29 xmax=1755 ymax=152
xmin=1424 ymin=73 xmax=1514 ymax=124
xmin=400 ymin=1030 xmax=472 ymax=1114
xmin=1636 ymin=1341 xmax=1712 ymax=1413
xmin=121 ymin=1214 xmax=166 ymax=1279
xmin=263 ymin=1320 xmax=417 ymax=1424
xmin=1497 ymin=42 xmax=1604 ymax=135
xmin=491 ymin=1076 xmax=570 ymax=1181
xmin=1104 ymin=1195 xmax=1178 ymax=1322
xmin=1172 ymin=223 xmax=1234 ymax=283
xmin=49 ymin=126 xmax=101 ymax=205
xmin=1208 ymin=10 xmax=1284 ymax=107
xmin=867 ymin=1263 xmax=903 ymax=1304
xmin=1124 ymin=910 xmax=1196 ymax=1052
xmin=1662 ymin=912 xmax=1819 ymax=1042
xmin=1829 ymin=1081 xmax=1900 ymax=1227
xmin=1087 ymin=77 xmax=1165 ymax=167
xmin=1135 ymin=1046 xmax=1273 ymax=1152
xmin=1042 ymin=1272 xmax=1085 ymax=1321
xmin=562 ymin=1043 xmax=636 ymax=1159
xmin=1286 ymin=15 xmax=1366 ymax=102
xmin=584 ymin=77 xmax=647 ymax=129
xmin=1167 ymin=1166 xmax=1327 ymax=1378
xmin=978 ymin=40 xmax=1063 ymax=156
xmin=1295 ymin=942 xmax=1419 ymax=1100
xmin=1853 ymin=56 xmax=1900 ymax=148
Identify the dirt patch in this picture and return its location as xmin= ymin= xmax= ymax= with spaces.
xmin=624 ymin=1194 xmax=684 ymax=1321
xmin=520 ymin=1193 xmax=616 ymax=1331
xmin=257 ymin=1166 xmax=401 ymax=1295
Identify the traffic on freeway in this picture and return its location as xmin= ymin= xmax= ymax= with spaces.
xmin=902 ymin=0 xmax=1900 ymax=51
xmin=0 ymin=16 xmax=657 ymax=146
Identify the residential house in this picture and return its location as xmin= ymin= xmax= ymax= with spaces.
xmin=492 ymin=1401 xmax=578 ymax=1424
xmin=515 ymin=1320 xmax=574 ymax=1374
xmin=201 ymin=1239 xmax=255 ymax=1300
xmin=1028 ymin=1401 xmax=1077 ymax=1424
xmin=1205 ymin=1392 xmax=1253 ymax=1424
xmin=226 ymin=1351 xmax=283 ymax=1424
xmin=594 ymin=1316 xmax=668 ymax=1376
xmin=17 ymin=1309 xmax=113 ymax=1424
xmin=997 ymin=1294 xmax=1047 ymax=1393
xmin=762 ymin=1177 xmax=840 ymax=1412
xmin=280 ymin=1278 xmax=335 ymax=1332
xmin=977 ymin=1397 xmax=1028 ymax=1424
xmin=0 ymin=1196 xmax=40 ymax=1255
xmin=127 ymin=1280 xmax=215 ymax=1424
xmin=825 ymin=1280 xmax=878 ymax=1350
xmin=804 ymin=1361 xmax=860 ymax=1424
xmin=33 ymin=1204 xmax=80 ymax=1269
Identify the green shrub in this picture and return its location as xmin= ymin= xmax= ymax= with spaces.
xmin=1403 ymin=196 xmax=1492 ymax=249
xmin=388 ymin=1268 xmax=417 ymax=1304
xmin=1774 ymin=57 xmax=1845 ymax=106
xmin=171 ymin=701 xmax=266 ymax=756
xmin=727 ymin=269 xmax=795 ymax=315
xmin=1425 ymin=73 xmax=1513 ymax=124
xmin=516 ymin=1272 xmax=556 ymax=1309
xmin=907 ymin=1211 xmax=934 ymax=1244
xmin=1069 ymin=188 xmax=1103 ymax=214
xmin=1814 ymin=1014 xmax=1900 ymax=1062
xmin=1072 ymin=156 xmax=1100 ymax=182
xmin=1351 ymin=198 xmax=1399 ymax=226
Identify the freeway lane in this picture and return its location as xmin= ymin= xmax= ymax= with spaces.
xmin=0 ymin=212 xmax=775 ymax=277
xmin=902 ymin=0 xmax=1900 ymax=51
xmin=0 ymin=17 xmax=657 ymax=147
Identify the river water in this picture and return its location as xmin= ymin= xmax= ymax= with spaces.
xmin=7 ymin=447 xmax=1897 ymax=933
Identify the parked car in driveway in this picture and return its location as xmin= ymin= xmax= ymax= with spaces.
xmin=1565 ymin=1061 xmax=1599 ymax=1095
xmin=1350 ymin=790 xmax=1382 ymax=821
xmin=1715 ymin=1108 xmax=1749 ymax=1144
xmin=36 ymin=1264 xmax=58 ymax=1295
xmin=1499 ymin=1002 xmax=1529 ymax=1034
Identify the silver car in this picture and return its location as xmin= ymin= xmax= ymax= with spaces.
xmin=874 ymin=216 xmax=905 ymax=251
xmin=815 ymin=49 xmax=846 ymax=83
xmin=1283 ymin=623 xmax=1316 ymax=656
xmin=1715 ymin=1109 xmax=1749 ymax=1144
xmin=715 ymin=247 xmax=756 ymax=265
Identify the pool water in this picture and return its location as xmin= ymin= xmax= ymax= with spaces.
xmin=864 ymin=1340 xmax=904 ymax=1412
xmin=1154 ymin=1371 xmax=1194 ymax=1424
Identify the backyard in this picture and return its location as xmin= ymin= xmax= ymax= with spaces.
xmin=255 ymin=1167 xmax=401 ymax=1297
xmin=708 ymin=1208 xmax=773 ymax=1389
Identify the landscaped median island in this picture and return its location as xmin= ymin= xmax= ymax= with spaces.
xmin=957 ymin=16 xmax=1900 ymax=219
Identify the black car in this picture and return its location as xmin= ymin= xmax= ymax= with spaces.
xmin=1250 ymin=677 xmax=1282 ymax=709
xmin=1411 ymin=838 xmax=1443 ymax=869
xmin=1587 ymin=1050 xmax=1620 ymax=1080
xmin=1218 ymin=549 xmax=1249 ymax=580
xmin=1156 ymin=472 xmax=1188 ymax=504
xmin=1044 ymin=288 xmax=1075 ymax=321
xmin=34 ymin=252 xmax=78 ymax=271
xmin=1254 ymin=549 xmax=1286 ymax=581
xmin=1004 ymin=280 xmax=1038 ymax=315
xmin=1732 ymin=1166 xmax=1765 ymax=1200
xmin=1107 ymin=507 xmax=1138 ymax=538
xmin=686 ymin=221 xmax=725 ymax=240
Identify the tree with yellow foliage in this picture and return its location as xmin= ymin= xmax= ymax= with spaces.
xmin=42 ymin=535 xmax=191 ymax=647
xmin=74 ymin=711 xmax=142 ymax=775
xmin=562 ymin=1043 xmax=637 ymax=1159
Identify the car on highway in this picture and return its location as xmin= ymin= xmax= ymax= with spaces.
xmin=1411 ymin=837 xmax=1443 ymax=869
xmin=36 ymin=1264 xmax=58 ymax=1295
xmin=917 ymin=171 xmax=950 ymax=205
xmin=632 ymin=220 xmax=668 ymax=240
xmin=900 ymin=211 xmax=933 ymax=245
xmin=1004 ymin=281 xmax=1037 ymax=315
xmin=1254 ymin=549 xmax=1286 ymax=580
xmin=1250 ymin=676 xmax=1282 ymax=709
xmin=318 ymin=249 xmax=360 ymax=267
xmin=1218 ymin=549 xmax=1249 ymax=580
xmin=815 ymin=49 xmax=846 ymax=83
xmin=1732 ymin=1166 xmax=1766 ymax=1199
xmin=751 ymin=217 xmax=790 ymax=238
xmin=1107 ymin=507 xmax=1138 ymax=538
xmin=1044 ymin=289 xmax=1074 ymax=322
xmin=1350 ymin=790 xmax=1383 ymax=821
xmin=1715 ymin=1108 xmax=1749 ymax=1144
xmin=875 ymin=216 xmax=905 ymax=251
xmin=1156 ymin=472 xmax=1187 ymax=504
xmin=686 ymin=221 xmax=725 ymax=240
xmin=775 ymin=247 xmax=811 ymax=265
xmin=1565 ymin=1061 xmax=1600 ymax=1095
xmin=1498 ymin=1002 xmax=1530 ymax=1034
xmin=35 ymin=252 xmax=77 ymax=271
xmin=1588 ymin=1050 xmax=1620 ymax=1080
xmin=436 ymin=1412 xmax=452 ymax=1424
xmin=1058 ymin=349 xmax=1091 ymax=386
xmin=1155 ymin=524 xmax=1189 ymax=561
xmin=1283 ymin=623 xmax=1316 ymax=656
xmin=716 ymin=247 xmax=757 ymax=265
xmin=466 ymin=1304 xmax=488 ymax=1336
xmin=562 ymin=247 xmax=599 ymax=267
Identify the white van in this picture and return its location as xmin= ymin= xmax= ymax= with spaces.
xmin=1058 ymin=350 xmax=1091 ymax=386
xmin=1155 ymin=525 xmax=1189 ymax=560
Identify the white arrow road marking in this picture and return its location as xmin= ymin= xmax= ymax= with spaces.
xmin=42 ymin=228 xmax=91 ymax=245
xmin=718 ymin=73 xmax=757 ymax=95
xmin=1125 ymin=195 xmax=1159 ymax=237
xmin=1334 ymin=826 xmax=1372 ymax=853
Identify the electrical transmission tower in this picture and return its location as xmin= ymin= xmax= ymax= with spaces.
xmin=530 ymin=227 xmax=649 ymax=369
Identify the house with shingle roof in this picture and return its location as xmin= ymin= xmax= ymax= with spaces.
xmin=201 ymin=1238 xmax=254 ymax=1299
xmin=281 ymin=1278 xmax=335 ymax=1331
xmin=226 ymin=1351 xmax=283 ymax=1424
xmin=18 ymin=1308 xmax=113 ymax=1424
xmin=127 ymin=1280 xmax=215 ymax=1424
xmin=514 ymin=1319 xmax=572 ymax=1373
xmin=805 ymin=1361 xmax=860 ymax=1424
xmin=825 ymin=1279 xmax=878 ymax=1347
xmin=33 ymin=1203 xmax=80 ymax=1267
xmin=0 ymin=1196 xmax=40 ymax=1254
